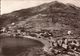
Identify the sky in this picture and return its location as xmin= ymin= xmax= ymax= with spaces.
xmin=1 ymin=0 xmax=80 ymax=15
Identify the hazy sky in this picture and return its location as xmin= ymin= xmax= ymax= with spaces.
xmin=1 ymin=0 xmax=80 ymax=14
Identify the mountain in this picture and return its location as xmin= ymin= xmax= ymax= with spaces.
xmin=0 ymin=1 xmax=80 ymax=37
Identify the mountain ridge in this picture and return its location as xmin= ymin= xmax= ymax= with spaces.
xmin=0 ymin=1 xmax=80 ymax=36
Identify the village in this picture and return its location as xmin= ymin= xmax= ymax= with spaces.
xmin=0 ymin=22 xmax=80 ymax=56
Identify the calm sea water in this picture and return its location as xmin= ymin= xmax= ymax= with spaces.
xmin=0 ymin=37 xmax=44 ymax=56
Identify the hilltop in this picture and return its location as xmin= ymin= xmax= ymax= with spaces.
xmin=1 ymin=1 xmax=80 ymax=56
xmin=0 ymin=1 xmax=80 ymax=37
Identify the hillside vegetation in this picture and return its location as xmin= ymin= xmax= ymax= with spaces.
xmin=1 ymin=1 xmax=80 ymax=56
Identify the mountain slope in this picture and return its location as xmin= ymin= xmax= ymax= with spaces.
xmin=0 ymin=1 xmax=80 ymax=36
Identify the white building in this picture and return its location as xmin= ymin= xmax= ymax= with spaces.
xmin=68 ymin=31 xmax=72 ymax=35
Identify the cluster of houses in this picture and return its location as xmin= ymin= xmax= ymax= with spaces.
xmin=0 ymin=22 xmax=80 ymax=56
